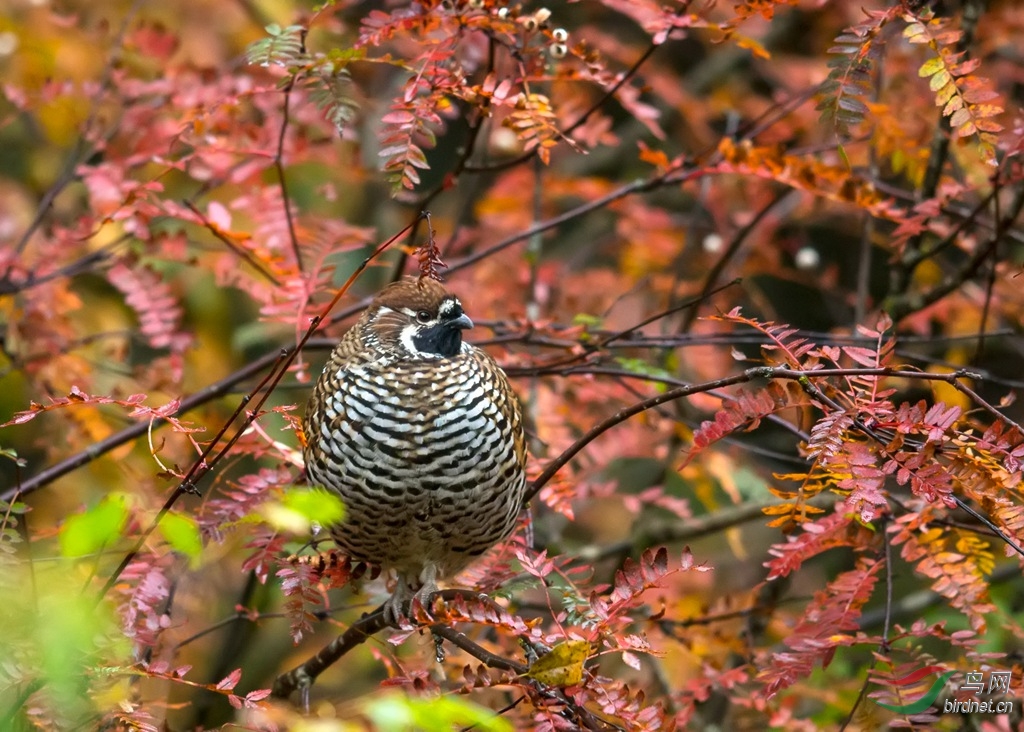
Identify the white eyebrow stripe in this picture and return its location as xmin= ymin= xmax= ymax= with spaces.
xmin=438 ymin=298 xmax=460 ymax=317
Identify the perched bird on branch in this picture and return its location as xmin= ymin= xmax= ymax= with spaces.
xmin=304 ymin=276 xmax=526 ymax=622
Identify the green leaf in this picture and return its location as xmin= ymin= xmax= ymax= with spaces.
xmin=0 ymin=446 xmax=27 ymax=467
xmin=35 ymin=591 xmax=125 ymax=721
xmin=836 ymin=143 xmax=851 ymax=170
xmin=246 ymin=24 xmax=304 ymax=68
xmin=261 ymin=486 xmax=345 ymax=533
xmin=365 ymin=692 xmax=513 ymax=732
xmin=0 ymin=500 xmax=27 ymax=515
xmin=572 ymin=313 xmax=603 ymax=328
xmin=614 ymin=357 xmax=674 ymax=391
xmin=59 ymin=496 xmax=128 ymax=557
xmin=283 ymin=486 xmax=345 ymax=524
xmin=159 ymin=511 xmax=203 ymax=564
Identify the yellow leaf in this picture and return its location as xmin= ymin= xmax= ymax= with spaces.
xmin=527 ymin=640 xmax=589 ymax=687
xmin=902 ymin=21 xmax=926 ymax=41
xmin=956 ymin=120 xmax=978 ymax=137
xmin=762 ymin=503 xmax=792 ymax=516
xmin=918 ymin=56 xmax=946 ymax=78
xmin=37 ymin=94 xmax=91 ymax=146
xmin=974 ymin=104 xmax=1004 ymax=121
xmin=929 ymin=70 xmax=951 ymax=92
xmin=734 ymin=34 xmax=770 ymax=60
xmin=929 ymin=365 xmax=971 ymax=413
xmin=935 ymin=82 xmax=959 ymax=106
xmin=942 ymin=96 xmax=964 ymax=117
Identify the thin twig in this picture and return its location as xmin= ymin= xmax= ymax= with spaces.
xmin=572 ymin=493 xmax=839 ymax=566
xmin=680 ymin=192 xmax=791 ymax=333
xmin=794 ymin=374 xmax=1024 ymax=560
xmin=889 ymin=0 xmax=983 ymax=298
xmin=272 ymin=606 xmax=390 ymax=702
xmin=525 ymin=371 xmax=753 ymax=503
xmin=97 ymin=221 xmax=420 ymax=600
xmin=463 ymin=12 xmax=675 ymax=175
xmin=273 ymin=30 xmax=305 ymax=273
xmin=10 ymin=0 xmax=144 ymax=259
xmin=525 ymin=364 xmax=1007 ymax=506
xmin=1 ymin=352 xmax=282 ymax=503
xmin=183 ymin=200 xmax=282 ymax=286
xmin=449 ymin=167 xmax=704 ymax=275
xmin=429 ymin=624 xmax=527 ymax=674
xmin=974 ymin=181 xmax=1024 ymax=362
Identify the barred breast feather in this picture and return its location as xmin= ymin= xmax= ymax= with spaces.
xmin=303 ymin=277 xmax=526 ymax=620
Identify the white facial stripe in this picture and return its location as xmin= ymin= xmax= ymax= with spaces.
xmin=400 ymin=305 xmax=440 ymax=325
xmin=438 ymin=298 xmax=460 ymax=318
xmin=399 ymin=323 xmax=420 ymax=355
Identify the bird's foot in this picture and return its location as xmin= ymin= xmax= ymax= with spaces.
xmin=410 ymin=582 xmax=440 ymax=618
xmin=381 ymin=593 xmax=405 ymax=627
xmin=382 ymin=569 xmax=439 ymax=626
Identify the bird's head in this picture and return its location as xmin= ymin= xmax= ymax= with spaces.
xmin=363 ymin=277 xmax=474 ymax=359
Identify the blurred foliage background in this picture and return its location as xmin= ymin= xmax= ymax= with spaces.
xmin=2 ymin=0 xmax=1024 ymax=729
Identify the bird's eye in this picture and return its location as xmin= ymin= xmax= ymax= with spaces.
xmin=416 ymin=310 xmax=432 ymax=323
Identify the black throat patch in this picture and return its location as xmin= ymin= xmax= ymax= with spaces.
xmin=412 ymin=323 xmax=463 ymax=357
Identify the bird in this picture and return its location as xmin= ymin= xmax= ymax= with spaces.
xmin=303 ymin=276 xmax=527 ymax=623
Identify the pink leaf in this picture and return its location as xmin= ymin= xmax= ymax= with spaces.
xmin=207 ymin=201 xmax=232 ymax=231
xmin=216 ymin=668 xmax=242 ymax=691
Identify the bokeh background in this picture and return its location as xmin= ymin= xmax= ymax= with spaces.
xmin=2 ymin=0 xmax=1024 ymax=729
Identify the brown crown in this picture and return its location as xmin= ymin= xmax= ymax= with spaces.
xmin=370 ymin=276 xmax=457 ymax=314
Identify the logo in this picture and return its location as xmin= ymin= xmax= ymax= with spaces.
xmin=874 ymin=667 xmax=1016 ymax=716
xmin=875 ymin=666 xmax=956 ymax=714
